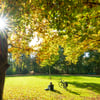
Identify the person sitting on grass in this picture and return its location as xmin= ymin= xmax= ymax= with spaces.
xmin=45 ymin=82 xmax=54 ymax=91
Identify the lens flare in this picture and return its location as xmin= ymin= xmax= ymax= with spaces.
xmin=0 ymin=17 xmax=7 ymax=30
xmin=0 ymin=14 xmax=12 ymax=34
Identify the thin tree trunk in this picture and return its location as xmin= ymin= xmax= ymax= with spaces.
xmin=49 ymin=66 xmax=51 ymax=79
xmin=66 ymin=65 xmax=69 ymax=74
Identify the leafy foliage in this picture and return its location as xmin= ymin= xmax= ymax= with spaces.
xmin=3 ymin=0 xmax=100 ymax=66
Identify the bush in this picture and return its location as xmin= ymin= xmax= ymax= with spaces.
xmin=6 ymin=67 xmax=16 ymax=75
xmin=22 ymin=68 xmax=29 ymax=74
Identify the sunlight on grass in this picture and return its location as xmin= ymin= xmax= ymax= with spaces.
xmin=3 ymin=75 xmax=100 ymax=100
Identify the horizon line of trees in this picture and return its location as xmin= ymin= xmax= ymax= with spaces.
xmin=7 ymin=46 xmax=100 ymax=75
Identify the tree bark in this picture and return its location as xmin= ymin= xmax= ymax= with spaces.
xmin=0 ymin=34 xmax=9 ymax=100
xmin=0 ymin=64 xmax=9 ymax=100
xmin=0 ymin=73 xmax=5 ymax=100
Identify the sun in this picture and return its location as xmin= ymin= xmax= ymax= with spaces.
xmin=0 ymin=14 xmax=11 ymax=33
xmin=0 ymin=17 xmax=7 ymax=30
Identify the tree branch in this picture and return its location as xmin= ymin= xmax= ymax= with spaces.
xmin=83 ymin=2 xmax=100 ymax=5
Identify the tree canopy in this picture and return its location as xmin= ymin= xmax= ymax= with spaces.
xmin=3 ymin=0 xmax=100 ymax=66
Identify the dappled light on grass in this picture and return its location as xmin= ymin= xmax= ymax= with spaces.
xmin=3 ymin=75 xmax=100 ymax=100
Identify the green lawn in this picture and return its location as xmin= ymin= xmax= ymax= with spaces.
xmin=3 ymin=75 xmax=100 ymax=100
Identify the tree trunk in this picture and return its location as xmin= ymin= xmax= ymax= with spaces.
xmin=0 ymin=64 xmax=9 ymax=100
xmin=66 ymin=65 xmax=69 ymax=74
xmin=0 ymin=34 xmax=9 ymax=100
xmin=0 ymin=73 xmax=5 ymax=100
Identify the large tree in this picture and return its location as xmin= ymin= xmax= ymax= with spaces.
xmin=0 ymin=0 xmax=100 ymax=99
xmin=5 ymin=0 xmax=100 ymax=65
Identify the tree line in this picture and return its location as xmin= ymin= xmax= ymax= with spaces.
xmin=7 ymin=46 xmax=100 ymax=75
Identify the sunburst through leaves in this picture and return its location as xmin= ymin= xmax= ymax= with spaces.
xmin=0 ymin=13 xmax=12 ymax=34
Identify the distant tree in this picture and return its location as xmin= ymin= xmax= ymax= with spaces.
xmin=83 ymin=50 xmax=100 ymax=74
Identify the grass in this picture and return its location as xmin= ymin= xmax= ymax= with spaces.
xmin=3 ymin=75 xmax=100 ymax=100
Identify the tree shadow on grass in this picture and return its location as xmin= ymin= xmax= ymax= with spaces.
xmin=52 ymin=90 xmax=62 ymax=94
xmin=68 ymin=82 xmax=100 ymax=94
xmin=52 ymin=88 xmax=80 ymax=95
xmin=45 ymin=89 xmax=62 ymax=94
xmin=66 ymin=89 xmax=80 ymax=95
